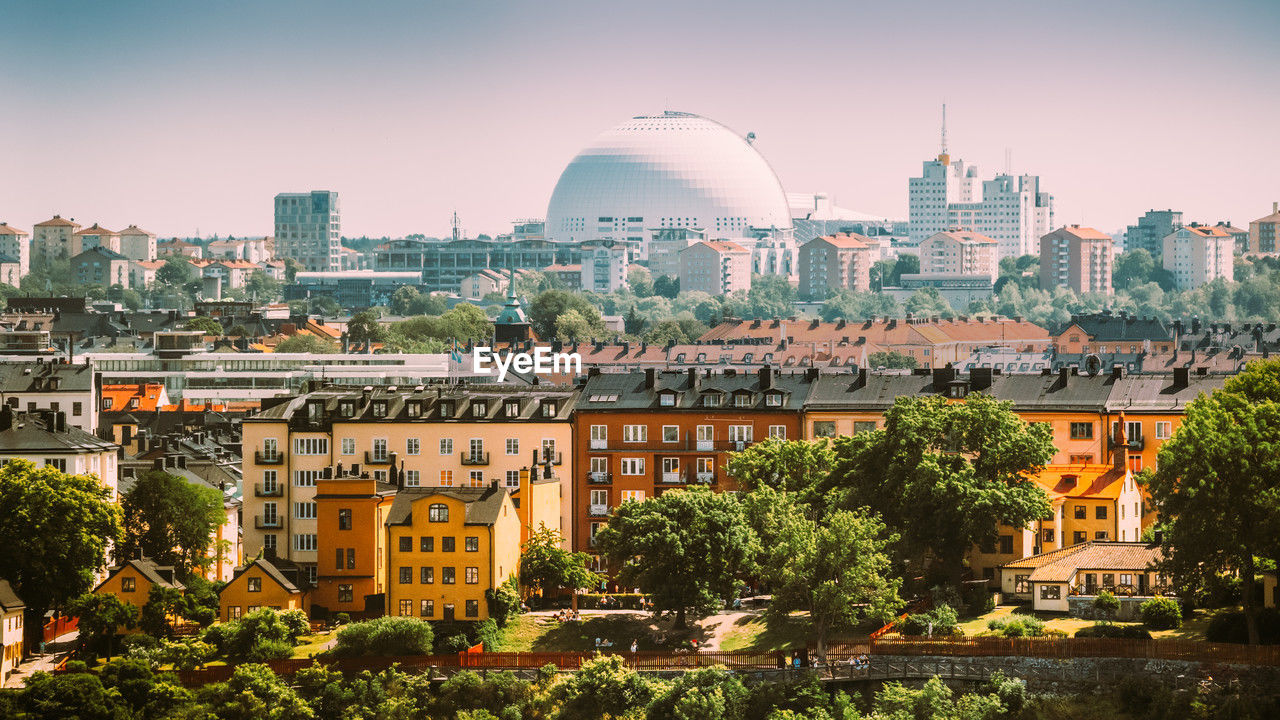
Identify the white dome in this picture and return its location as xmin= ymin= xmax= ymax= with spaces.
xmin=545 ymin=112 xmax=792 ymax=242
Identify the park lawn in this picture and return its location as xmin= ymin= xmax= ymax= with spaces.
xmin=957 ymin=605 xmax=1111 ymax=638
xmin=498 ymin=613 xmax=667 ymax=652
xmin=291 ymin=631 xmax=336 ymax=658
xmin=720 ymin=613 xmax=872 ymax=652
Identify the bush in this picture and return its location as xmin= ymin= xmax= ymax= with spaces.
xmin=1094 ymin=591 xmax=1121 ymax=616
xmin=486 ymin=577 xmax=521 ymax=627
xmin=334 ymin=613 xmax=351 ymax=625
xmin=987 ymin=617 xmax=1046 ymax=638
xmin=1074 ymin=623 xmax=1152 ymax=639
xmin=201 ymin=608 xmax=307 ymax=660
xmin=963 ymin=587 xmax=995 ymax=617
xmin=437 ymin=632 xmax=473 ymax=654
xmin=897 ymin=604 xmax=959 ymax=636
xmin=1139 ymin=597 xmax=1182 ymax=630
xmin=330 ymin=616 xmax=435 ymax=658
xmin=246 ymin=638 xmax=294 ymax=662
xmin=1205 ymin=607 xmax=1280 ymax=644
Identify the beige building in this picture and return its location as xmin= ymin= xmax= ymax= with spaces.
xmin=999 ymin=541 xmax=1165 ymax=613
xmin=797 ymin=232 xmax=876 ymax=300
xmin=118 ymin=225 xmax=158 ymax=262
xmin=241 ymin=384 xmax=576 ymax=583
xmin=0 ymin=580 xmax=23 ymax=686
xmin=919 ymin=230 xmax=998 ymax=281
xmin=1039 ymin=225 xmax=1113 ymax=295
xmin=0 ymin=223 xmax=30 ymax=277
xmin=679 ymin=240 xmax=750 ymax=296
xmin=130 ymin=260 xmax=165 ymax=289
xmin=0 ymin=408 xmax=120 ymax=500
xmin=461 ymin=269 xmax=512 ymax=300
xmin=1162 ymin=225 xmax=1234 ymax=289
xmin=1249 ymin=202 xmax=1280 ymax=255
xmin=75 ymin=224 xmax=121 ymax=254
xmin=648 ymin=227 xmax=705 ymax=280
xmin=33 ymin=215 xmax=82 ymax=262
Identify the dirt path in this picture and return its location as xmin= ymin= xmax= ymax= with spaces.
xmin=698 ymin=610 xmax=757 ymax=651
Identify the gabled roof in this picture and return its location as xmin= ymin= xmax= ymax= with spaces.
xmin=1002 ymin=541 xmax=1164 ymax=583
xmin=118 ymin=225 xmax=154 ymax=236
xmin=811 ymin=232 xmax=871 ymax=249
xmin=74 ymin=223 xmax=118 ymax=236
xmin=385 ymin=485 xmax=508 ymax=527
xmin=73 ymin=246 xmax=128 ymax=261
xmin=1047 ymin=225 xmax=1110 ymax=241
xmin=98 ymin=558 xmax=186 ymax=592
xmin=0 ymin=223 xmax=27 ymax=236
xmin=928 ymin=229 xmax=998 ymax=245
xmin=0 ymin=579 xmax=24 ymax=612
xmin=1181 ymin=225 xmax=1231 ymax=238
xmin=222 ymin=556 xmax=307 ymax=594
xmin=1036 ymin=464 xmax=1127 ymax=501
xmin=34 ymin=215 xmax=80 ymax=228
xmin=1052 ymin=312 xmax=1172 ymax=343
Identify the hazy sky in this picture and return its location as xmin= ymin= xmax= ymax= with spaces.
xmin=3 ymin=0 xmax=1278 ymax=239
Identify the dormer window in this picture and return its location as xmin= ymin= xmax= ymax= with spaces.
xmin=339 ymin=401 xmax=355 ymax=418
xmin=306 ymin=400 xmax=323 ymax=422
xmin=733 ymin=392 xmax=752 ymax=408
xmin=504 ymin=400 xmax=520 ymax=418
xmin=372 ymin=401 xmax=388 ymax=418
xmin=439 ymin=401 xmax=455 ymax=418
xmin=696 ymin=353 xmax=707 ymax=363
xmin=406 ymin=401 xmax=421 ymax=418
xmin=765 ymin=392 xmax=783 ymax=407
xmin=948 ymin=383 xmax=967 ymax=399
xmin=129 ymin=398 xmax=139 ymax=409
xmin=472 ymin=400 xmax=487 ymax=417
xmin=702 ymin=394 xmax=721 ymax=408
xmin=540 ymin=401 xmax=557 ymax=417
xmin=102 ymin=398 xmax=113 ymax=410
xmin=659 ymin=392 xmax=676 ymax=407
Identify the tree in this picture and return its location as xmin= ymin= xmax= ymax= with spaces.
xmin=725 ymin=438 xmax=833 ymax=498
xmin=329 ymin=616 xmax=435 ymax=657
xmin=743 ymin=275 xmax=796 ymax=319
xmin=889 ymin=254 xmax=919 ymax=285
xmin=120 ymin=470 xmax=225 ymax=577
xmin=595 ymin=487 xmax=753 ymax=628
xmin=0 ymin=459 xmax=122 ymax=651
xmin=518 ymin=524 xmax=599 ymax=600
xmin=283 ymin=257 xmax=303 ymax=282
xmin=346 ymin=310 xmax=385 ymax=345
xmin=18 ymin=671 xmax=132 ymax=720
xmin=139 ymin=584 xmax=185 ymax=638
xmin=528 ymin=290 xmax=605 ymax=339
xmin=822 ymin=394 xmax=1054 ymax=586
xmin=390 ymin=286 xmax=422 ymax=315
xmin=745 ymin=490 xmax=902 ymax=660
xmin=201 ymin=663 xmax=316 ymax=720
xmin=867 ymin=350 xmax=917 ymax=369
xmin=645 ymin=666 xmax=747 ymax=720
xmin=653 ymin=275 xmax=680 ymax=299
xmin=629 ymin=267 xmax=654 ymax=297
xmin=641 ymin=318 xmax=707 ymax=346
xmin=185 ymin=316 xmax=224 ymax=335
xmin=243 ymin=271 xmax=283 ymax=302
xmin=903 ymin=287 xmax=953 ymax=318
xmin=157 ymin=258 xmax=194 ymax=287
xmin=275 ymin=334 xmax=339 ymax=353
xmin=309 ymin=295 xmax=340 ymax=316
xmin=1145 ymin=359 xmax=1280 ymax=645
xmin=554 ymin=308 xmax=595 ymax=341
xmin=68 ymin=592 xmax=138 ymax=659
xmin=549 ymin=654 xmax=662 ymax=720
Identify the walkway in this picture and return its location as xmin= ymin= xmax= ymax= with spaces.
xmin=3 ymin=629 xmax=78 ymax=689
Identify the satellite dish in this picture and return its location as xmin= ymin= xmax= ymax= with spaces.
xmin=745 ymin=132 xmax=756 ymax=144
xmin=1084 ymin=354 xmax=1102 ymax=377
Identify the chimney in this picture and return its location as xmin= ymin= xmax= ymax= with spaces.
xmin=688 ymin=367 xmax=700 ymax=392
xmin=1172 ymin=367 xmax=1189 ymax=389
xmin=971 ymin=367 xmax=994 ymax=391
xmin=758 ymin=366 xmax=773 ymax=390
xmin=854 ymin=368 xmax=868 ymax=390
xmin=932 ymin=365 xmax=956 ymax=391
xmin=1153 ymin=529 xmax=1163 ymax=545
xmin=1114 ymin=412 xmax=1127 ymax=472
xmin=645 ymin=368 xmax=656 ymax=389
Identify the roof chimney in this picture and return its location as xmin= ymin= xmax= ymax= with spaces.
xmin=758 ymin=366 xmax=773 ymax=390
xmin=1114 ymin=412 xmax=1128 ymax=472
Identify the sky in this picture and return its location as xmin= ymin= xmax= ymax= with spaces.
xmin=2 ymin=0 xmax=1278 ymax=239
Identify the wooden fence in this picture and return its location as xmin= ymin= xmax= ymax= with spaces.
xmin=42 ymin=615 xmax=78 ymax=643
xmin=871 ymin=637 xmax=1280 ymax=666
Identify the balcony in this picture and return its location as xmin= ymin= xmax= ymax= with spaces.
xmin=460 ymin=451 xmax=490 ymax=466
xmin=696 ymin=440 xmax=713 ymax=451
xmin=364 ymin=451 xmax=391 ymax=465
xmin=254 ymin=450 xmax=283 ymax=465
xmin=588 ymin=504 xmax=611 ymax=517
xmin=661 ymin=471 xmax=684 ymax=484
xmin=254 ymin=483 xmax=283 ymax=498
xmin=590 ymin=438 xmax=607 ymax=450
xmin=694 ymin=472 xmax=715 ymax=484
xmin=588 ymin=471 xmax=612 ymax=484
xmin=254 ymin=515 xmax=282 ymax=529
xmin=538 ymin=450 xmax=564 ymax=465
xmin=1127 ymin=438 xmax=1145 ymax=451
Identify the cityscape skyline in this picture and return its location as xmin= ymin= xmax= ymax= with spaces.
xmin=3 ymin=0 xmax=1278 ymax=239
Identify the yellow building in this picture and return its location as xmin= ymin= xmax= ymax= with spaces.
xmin=218 ymin=556 xmax=311 ymax=621
xmin=384 ymin=484 xmax=520 ymax=622
xmin=93 ymin=558 xmax=186 ymax=632
xmin=242 ymin=384 xmax=576 ymax=581
xmin=0 ymin=580 xmax=24 ymax=686
xmin=1265 ymin=572 xmax=1277 ymax=610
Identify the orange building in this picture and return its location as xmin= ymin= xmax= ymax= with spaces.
xmin=218 ymin=556 xmax=311 ymax=621
xmin=93 ymin=558 xmax=186 ymax=627
xmin=101 ymin=383 xmax=171 ymax=414
xmin=313 ymin=472 xmax=396 ymax=617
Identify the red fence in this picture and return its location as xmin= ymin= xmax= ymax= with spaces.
xmin=42 ymin=615 xmax=78 ymax=643
xmin=871 ymin=637 xmax=1280 ymax=666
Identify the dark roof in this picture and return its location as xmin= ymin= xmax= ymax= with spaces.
xmin=1053 ymin=313 xmax=1173 ymax=343
xmin=98 ymin=558 xmax=185 ymax=592
xmin=1106 ymin=372 xmax=1226 ymax=413
xmin=804 ymin=368 xmax=1119 ymax=413
xmin=72 ymin=246 xmax=129 ymax=261
xmin=0 ymin=361 xmax=95 ymax=393
xmin=385 ymin=485 xmax=507 ymax=527
xmin=247 ymin=385 xmax=578 ymax=426
xmin=576 ymin=369 xmax=812 ymax=411
xmin=0 ymin=410 xmax=118 ymax=453
xmin=0 ymin=579 xmax=24 ymax=611
xmin=221 ymin=556 xmax=309 ymax=594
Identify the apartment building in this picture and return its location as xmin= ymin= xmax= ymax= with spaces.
xmin=241 ymin=384 xmax=576 ymax=582
xmin=572 ymin=367 xmax=810 ymax=556
xmin=312 ymin=472 xmax=396 ymax=616
xmin=75 ymin=224 xmax=121 ymax=254
xmin=0 ymin=223 xmax=30 ymax=276
xmin=32 ymin=215 xmax=82 ymax=262
xmin=1249 ymin=202 xmax=1280 ymax=255
xmin=0 ymin=361 xmax=98 ymax=433
xmin=157 ymin=240 xmax=202 ymax=259
xmin=72 ymin=246 xmax=132 ymax=288
xmin=648 ymin=228 xmax=705 ymax=279
xmin=384 ymin=484 xmax=520 ymax=621
xmin=918 ymin=230 xmax=998 ymax=282
xmin=1039 ymin=226 xmax=1113 ymax=295
xmin=0 ymin=408 xmax=119 ymax=499
xmin=118 ymin=225 xmax=158 ymax=262
xmin=580 ymin=240 xmax=630 ymax=293
xmin=797 ymin=233 xmax=875 ymax=300
xmin=679 ymin=240 xmax=750 ymax=296
xmin=1124 ymin=209 xmax=1182 ymax=256
xmin=1162 ymin=225 xmax=1234 ymax=289
xmin=275 ymin=191 xmax=341 ymax=272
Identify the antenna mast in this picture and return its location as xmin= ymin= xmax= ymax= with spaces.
xmin=940 ymin=103 xmax=948 ymax=156
xmin=451 ymin=211 xmax=461 ymax=242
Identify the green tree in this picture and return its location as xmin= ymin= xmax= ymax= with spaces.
xmin=641 ymin=318 xmax=707 ymax=346
xmin=329 ymin=616 xmax=435 ymax=657
xmin=139 ymin=584 xmax=185 ymax=638
xmin=903 ymin=287 xmax=953 ymax=318
xmin=645 ymin=666 xmax=747 ymax=720
xmin=184 ymin=316 xmax=224 ymax=335
xmin=346 ymin=310 xmax=385 ymax=345
xmin=283 ymin=258 xmax=303 ymax=282
xmin=549 ymin=654 xmax=663 ymax=720
xmin=1145 ymin=359 xmax=1280 ymax=645
xmin=868 ymin=350 xmax=917 ymax=369
xmin=200 ymin=663 xmax=316 ymax=720
xmin=595 ymin=487 xmax=753 ymax=628
xmin=725 ymin=438 xmax=833 ymax=498
xmin=822 ymin=394 xmax=1055 ymax=586
xmin=119 ymin=470 xmax=225 ymax=577
xmin=529 ymin=290 xmax=606 ymax=339
xmin=389 ymin=285 xmax=422 ymax=315
xmin=18 ymin=670 xmax=132 ymax=720
xmin=653 ymin=274 xmax=680 ymax=299
xmin=519 ymin=524 xmax=599 ymax=600
xmin=0 ymin=459 xmax=122 ymax=651
xmin=243 ymin=270 xmax=283 ymax=302
xmin=629 ymin=266 xmax=654 ymax=297
xmin=68 ymin=592 xmax=139 ymax=659
xmin=275 ymin=334 xmax=339 ymax=353
xmin=157 ymin=257 xmax=194 ymax=287
xmin=889 ymin=254 xmax=919 ymax=285
xmin=554 ymin=308 xmax=595 ymax=341
xmin=743 ymin=275 xmax=796 ymax=319
xmin=309 ymin=295 xmax=340 ymax=316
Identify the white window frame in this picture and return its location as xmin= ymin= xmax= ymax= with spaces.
xmin=662 ymin=425 xmax=679 ymax=443
xmin=293 ymin=501 xmax=316 ymax=520
xmin=620 ymin=457 xmax=645 ymax=475
xmin=506 ymin=438 xmax=519 ymax=455
xmin=407 ymin=438 xmax=420 ymax=455
xmin=341 ymin=438 xmax=355 ymax=455
xmin=1154 ymin=421 xmax=1172 ymax=440
xmin=439 ymin=438 xmax=453 ymax=455
xmin=623 ymin=425 xmax=648 ymax=443
xmin=768 ymin=425 xmax=786 ymax=440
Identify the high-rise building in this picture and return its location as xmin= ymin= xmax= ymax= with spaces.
xmin=1039 ymin=226 xmax=1113 ymax=295
xmin=75 ymin=224 xmax=120 ymax=254
xmin=679 ymin=240 xmax=750 ymax=296
xmin=797 ymin=233 xmax=876 ymax=300
xmin=274 ymin=191 xmax=341 ymax=271
xmin=1124 ymin=209 xmax=1182 ymax=256
xmin=118 ymin=225 xmax=158 ymax=262
xmin=32 ymin=215 xmax=82 ymax=262
xmin=0 ymin=223 xmax=30 ymax=276
xmin=1162 ymin=225 xmax=1234 ymax=289
xmin=579 ymin=240 xmax=630 ymax=294
xmin=1248 ymin=202 xmax=1280 ymax=255
xmin=918 ymin=230 xmax=998 ymax=282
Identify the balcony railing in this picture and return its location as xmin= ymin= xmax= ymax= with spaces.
xmin=538 ymin=450 xmax=564 ymax=465
xmin=588 ymin=504 xmax=611 ymax=517
xmin=460 ymin=451 xmax=490 ymax=466
xmin=694 ymin=472 xmax=715 ymax=484
xmin=661 ymin=471 xmax=684 ymax=484
xmin=696 ymin=440 xmax=713 ymax=451
xmin=589 ymin=439 xmax=754 ymax=453
xmin=588 ymin=471 xmax=612 ymax=484
xmin=590 ymin=439 xmax=607 ymax=450
xmin=365 ymin=451 xmax=391 ymax=465
xmin=254 ymin=515 xmax=281 ymax=529
xmin=1127 ymin=438 xmax=1145 ymax=451
xmin=255 ymin=450 xmax=283 ymax=465
xmin=254 ymin=483 xmax=283 ymax=497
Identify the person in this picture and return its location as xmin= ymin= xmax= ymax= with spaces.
xmin=690 ymin=637 xmax=698 ymax=651
xmin=630 ymin=639 xmax=638 ymax=653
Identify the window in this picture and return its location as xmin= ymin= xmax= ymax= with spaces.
xmin=769 ymin=425 xmax=786 ymax=440
xmin=293 ymin=534 xmax=317 ymax=551
xmin=813 ymin=421 xmax=836 ymax=438
xmin=263 ymin=534 xmax=277 ymax=552
xmin=1095 ymin=506 xmax=1107 ymax=520
xmin=399 ymin=567 xmax=412 ymax=584
xmin=338 ymin=584 xmax=353 ymax=603
xmin=245 ymin=576 xmax=263 ymax=593
xmin=439 ymin=438 xmax=453 ymax=455
xmin=103 ymin=397 xmax=113 ymax=410
xmin=1095 ymin=531 xmax=1108 ymax=540
xmin=1014 ymin=575 xmax=1031 ymax=593
xmin=442 ymin=537 xmax=456 ymax=552
xmin=590 ymin=457 xmax=607 ymax=475
xmin=505 ymin=400 xmax=520 ymax=418
xmin=734 ymin=393 xmax=751 ymax=407
xmin=472 ymin=400 xmax=487 ymax=416
xmin=728 ymin=425 xmax=752 ymax=444
xmin=506 ymin=470 xmax=520 ymax=487
xmin=1073 ymin=505 xmax=1086 ymax=520
xmin=44 ymin=458 xmax=66 ymax=472
xmin=122 ymin=576 xmax=136 ymax=592
xmin=662 ymin=426 xmax=679 ymax=443
xmin=1119 ymin=573 xmax=1132 ymax=586
xmin=1072 ymin=531 xmax=1086 ymax=545
xmin=429 ymin=504 xmax=449 ymax=522
xmin=465 ymin=536 xmax=479 ymax=552
xmin=590 ymin=425 xmax=607 ymax=448
xmin=540 ymin=401 xmax=557 ymax=417
xmin=420 ymin=536 xmax=434 ymax=552
xmin=421 ymin=599 xmax=434 ymax=617
xmin=1042 ymin=529 xmax=1055 ymax=543
xmin=622 ymin=490 xmax=645 ymax=503
xmin=407 ymin=438 xmax=420 ymax=455
xmin=469 ymin=438 xmax=484 ymax=458
xmin=372 ymin=401 xmax=388 ymax=418
xmin=420 ymin=567 xmax=434 ymax=584
xmin=620 ymin=458 xmax=645 ymax=475
xmin=399 ymin=536 xmax=412 ymax=552
xmin=1128 ymin=456 xmax=1144 ymax=473
xmin=341 ymin=438 xmax=355 ymax=455
xmin=335 ymin=549 xmax=344 ymax=569
xmin=404 ymin=470 xmax=420 ymax=487
xmin=766 ymin=393 xmax=782 ymax=407
xmin=439 ymin=470 xmax=453 ymax=486
xmin=1155 ymin=421 xmax=1172 ymax=440
xmin=623 ymin=425 xmax=647 ymax=443
xmin=465 ymin=567 xmax=479 ymax=584
xmin=468 ymin=470 xmax=483 ymax=486
xmin=293 ymin=502 xmax=316 ymax=519
xmin=999 ymin=535 xmax=1013 ymax=554
xmin=853 ymin=421 xmax=877 ymax=435
xmin=1039 ymin=584 xmax=1061 ymax=600
xmin=346 ymin=548 xmax=355 ymax=569
xmin=407 ymin=401 xmax=421 ymax=418
xmin=1069 ymin=454 xmax=1094 ymax=464
xmin=1127 ymin=421 xmax=1142 ymax=441
xmin=702 ymin=394 xmax=721 ymax=407
xmin=73 ymin=401 xmax=82 ymax=416
xmin=442 ymin=567 xmax=455 ymax=584
xmin=293 ymin=470 xmax=321 ymax=487
xmin=506 ymin=438 xmax=519 ymax=455
xmin=338 ymin=509 xmax=352 ymax=530
xmin=261 ymin=470 xmax=278 ymax=493
xmin=1069 ymin=422 xmax=1093 ymax=440
xmin=659 ymin=393 xmax=676 ymax=407
xmin=293 ymin=438 xmax=328 ymax=455
xmin=399 ymin=599 xmax=413 ymax=616
xmin=371 ymin=438 xmax=388 ymax=461
xmin=465 ymin=599 xmax=479 ymax=618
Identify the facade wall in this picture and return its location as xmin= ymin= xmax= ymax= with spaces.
xmin=313 ymin=477 xmax=392 ymax=614
xmin=1 ymin=608 xmax=22 ymax=685
xmin=219 ymin=565 xmax=307 ymax=621
xmin=95 ymin=566 xmax=156 ymax=615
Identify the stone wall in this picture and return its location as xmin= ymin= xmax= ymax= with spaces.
xmin=1066 ymin=595 xmax=1151 ymax=621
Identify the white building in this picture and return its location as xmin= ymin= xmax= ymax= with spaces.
xmin=75 ymin=224 xmax=121 ymax=254
xmin=0 ymin=223 xmax=30 ymax=277
xmin=918 ymin=230 xmax=998 ymax=282
xmin=1162 ymin=225 xmax=1234 ymax=289
xmin=118 ymin=225 xmax=158 ymax=262
xmin=648 ymin=228 xmax=705 ymax=280
xmin=275 ymin=191 xmax=341 ymax=271
xmin=130 ymin=259 xmax=165 ymax=289
xmin=0 ymin=360 xmax=100 ymax=433
xmin=0 ymin=407 xmax=119 ymax=501
xmin=751 ymin=233 xmax=798 ymax=284
xmin=580 ymin=240 xmax=629 ymax=293
xmin=0 ymin=580 xmax=23 ymax=686
xmin=679 ymin=240 xmax=750 ymax=296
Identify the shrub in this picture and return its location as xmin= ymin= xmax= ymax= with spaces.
xmin=1205 ymin=607 xmax=1280 ymax=644
xmin=334 ymin=613 xmax=351 ymax=625
xmin=1094 ymin=591 xmax=1121 ymax=616
xmin=897 ymin=604 xmax=959 ymax=636
xmin=330 ymin=616 xmax=435 ymax=658
xmin=1074 ymin=623 xmax=1152 ymax=639
xmin=987 ymin=617 xmax=1046 ymax=638
xmin=437 ymin=632 xmax=473 ymax=654
xmin=246 ymin=638 xmax=294 ymax=662
xmin=201 ymin=608 xmax=307 ymax=660
xmin=474 ymin=619 xmax=502 ymax=651
xmin=964 ymin=587 xmax=995 ymax=617
xmin=486 ymin=577 xmax=521 ymax=627
xmin=163 ymin=639 xmax=216 ymax=670
xmin=1139 ymin=597 xmax=1182 ymax=630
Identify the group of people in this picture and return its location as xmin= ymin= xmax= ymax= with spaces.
xmin=552 ymin=609 xmax=581 ymax=622
xmin=845 ymin=654 xmax=871 ymax=670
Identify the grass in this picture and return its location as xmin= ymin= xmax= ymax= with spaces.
xmin=720 ymin=613 xmax=873 ymax=652
xmin=498 ymin=613 xmax=666 ymax=652
xmin=291 ymin=631 xmax=336 ymax=658
xmin=954 ymin=603 xmax=1219 ymax=640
